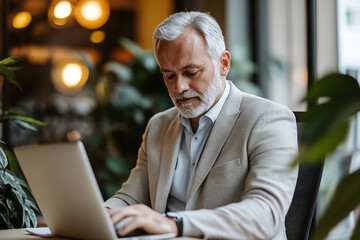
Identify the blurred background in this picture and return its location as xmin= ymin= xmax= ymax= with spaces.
xmin=0 ymin=0 xmax=360 ymax=238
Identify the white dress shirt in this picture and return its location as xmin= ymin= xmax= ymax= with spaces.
xmin=167 ymin=81 xmax=230 ymax=236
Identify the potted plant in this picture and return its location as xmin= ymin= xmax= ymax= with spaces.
xmin=0 ymin=57 xmax=45 ymax=229
xmin=297 ymin=73 xmax=360 ymax=239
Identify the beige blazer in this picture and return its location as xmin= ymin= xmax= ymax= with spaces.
xmin=105 ymin=81 xmax=299 ymax=239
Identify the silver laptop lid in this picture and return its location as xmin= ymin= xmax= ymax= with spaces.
xmin=15 ymin=141 xmax=117 ymax=240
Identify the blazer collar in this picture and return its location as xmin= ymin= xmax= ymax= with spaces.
xmin=187 ymin=81 xmax=243 ymax=203
xmin=154 ymin=114 xmax=183 ymax=212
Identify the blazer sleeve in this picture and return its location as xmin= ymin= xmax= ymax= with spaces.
xmin=181 ymin=106 xmax=299 ymax=239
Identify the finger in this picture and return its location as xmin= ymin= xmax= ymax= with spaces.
xmin=109 ymin=206 xmax=143 ymax=225
xmin=114 ymin=216 xmax=134 ymax=232
xmin=108 ymin=208 xmax=132 ymax=225
xmin=117 ymin=216 xmax=147 ymax=236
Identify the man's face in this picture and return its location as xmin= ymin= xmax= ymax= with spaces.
xmin=156 ymin=28 xmax=225 ymax=118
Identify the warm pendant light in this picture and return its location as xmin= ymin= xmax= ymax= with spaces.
xmin=74 ymin=0 xmax=110 ymax=29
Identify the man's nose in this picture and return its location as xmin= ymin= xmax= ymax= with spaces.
xmin=175 ymin=76 xmax=190 ymax=93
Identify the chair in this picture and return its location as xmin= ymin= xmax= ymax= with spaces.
xmin=285 ymin=112 xmax=324 ymax=240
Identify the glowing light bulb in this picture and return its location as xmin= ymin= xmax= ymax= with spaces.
xmin=12 ymin=11 xmax=32 ymax=29
xmin=62 ymin=63 xmax=82 ymax=87
xmin=54 ymin=1 xmax=72 ymax=19
xmin=81 ymin=1 xmax=103 ymax=21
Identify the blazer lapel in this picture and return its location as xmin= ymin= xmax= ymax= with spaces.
xmin=187 ymin=82 xmax=243 ymax=203
xmin=154 ymin=116 xmax=183 ymax=212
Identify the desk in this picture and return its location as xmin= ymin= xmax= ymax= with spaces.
xmin=0 ymin=229 xmax=61 ymax=240
xmin=0 ymin=229 xmax=197 ymax=240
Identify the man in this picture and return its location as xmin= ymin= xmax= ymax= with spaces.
xmin=106 ymin=11 xmax=298 ymax=239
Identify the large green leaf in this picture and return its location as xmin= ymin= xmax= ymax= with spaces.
xmin=298 ymin=119 xmax=350 ymax=164
xmin=305 ymin=73 xmax=360 ymax=101
xmin=298 ymin=73 xmax=360 ymax=165
xmin=0 ymin=110 xmax=46 ymax=132
xmin=0 ymin=170 xmax=37 ymax=229
xmin=311 ymin=169 xmax=360 ymax=240
xmin=1 ymin=110 xmax=46 ymax=126
xmin=303 ymin=97 xmax=360 ymax=145
xmin=298 ymin=73 xmax=360 ymax=238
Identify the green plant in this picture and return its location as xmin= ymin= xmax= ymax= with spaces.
xmin=88 ymin=39 xmax=172 ymax=198
xmin=0 ymin=57 xmax=45 ymax=229
xmin=296 ymin=73 xmax=360 ymax=239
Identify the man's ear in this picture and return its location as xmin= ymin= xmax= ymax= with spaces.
xmin=219 ymin=51 xmax=231 ymax=77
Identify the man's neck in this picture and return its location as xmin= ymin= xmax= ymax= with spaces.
xmin=190 ymin=116 xmax=201 ymax=133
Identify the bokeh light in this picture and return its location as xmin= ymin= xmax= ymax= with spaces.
xmin=62 ymin=63 xmax=83 ymax=87
xmin=90 ymin=30 xmax=106 ymax=43
xmin=75 ymin=0 xmax=110 ymax=29
xmin=81 ymin=1 xmax=103 ymax=21
xmin=54 ymin=1 xmax=72 ymax=19
xmin=52 ymin=60 xmax=89 ymax=95
xmin=48 ymin=0 xmax=74 ymax=27
xmin=12 ymin=11 xmax=32 ymax=29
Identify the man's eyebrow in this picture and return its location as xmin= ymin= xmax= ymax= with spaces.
xmin=160 ymin=69 xmax=173 ymax=73
xmin=160 ymin=64 xmax=201 ymax=73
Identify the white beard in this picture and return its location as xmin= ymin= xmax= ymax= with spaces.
xmin=171 ymin=69 xmax=223 ymax=118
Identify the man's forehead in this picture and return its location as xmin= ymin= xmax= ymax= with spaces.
xmin=160 ymin=64 xmax=202 ymax=73
xmin=156 ymin=30 xmax=210 ymax=71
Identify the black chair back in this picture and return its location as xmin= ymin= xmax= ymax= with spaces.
xmin=285 ymin=112 xmax=324 ymax=240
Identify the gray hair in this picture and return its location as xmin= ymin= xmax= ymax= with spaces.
xmin=153 ymin=11 xmax=226 ymax=62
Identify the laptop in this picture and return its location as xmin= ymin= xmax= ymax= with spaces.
xmin=14 ymin=141 xmax=175 ymax=240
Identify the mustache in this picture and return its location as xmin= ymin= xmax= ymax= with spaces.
xmin=174 ymin=91 xmax=202 ymax=102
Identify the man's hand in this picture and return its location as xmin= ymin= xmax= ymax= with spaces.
xmin=108 ymin=204 xmax=178 ymax=237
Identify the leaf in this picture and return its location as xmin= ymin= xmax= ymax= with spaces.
xmin=0 ymin=143 xmax=19 ymax=175
xmin=2 ymin=110 xmax=46 ymax=127
xmin=302 ymin=74 xmax=360 ymax=145
xmin=0 ymin=57 xmax=23 ymax=90
xmin=311 ymin=169 xmax=360 ymax=240
xmin=305 ymin=73 xmax=360 ymax=101
xmin=302 ymin=98 xmax=360 ymax=145
xmin=137 ymin=52 xmax=158 ymax=71
xmin=0 ymin=110 xmax=46 ymax=132
xmin=0 ymin=57 xmax=22 ymax=65
xmin=3 ymin=148 xmax=19 ymax=176
xmin=112 ymin=85 xmax=151 ymax=109
xmin=0 ymin=147 xmax=8 ymax=171
xmin=298 ymin=119 xmax=350 ymax=164
xmin=119 ymin=38 xmax=143 ymax=57
xmin=12 ymin=120 xmax=39 ymax=132
xmin=103 ymin=61 xmax=132 ymax=83
xmin=0 ymin=198 xmax=12 ymax=229
xmin=0 ymin=170 xmax=37 ymax=228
